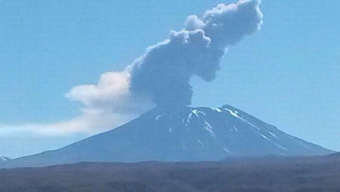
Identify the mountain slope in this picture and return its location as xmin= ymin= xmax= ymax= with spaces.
xmin=2 ymin=105 xmax=332 ymax=168
xmin=0 ymin=156 xmax=10 ymax=163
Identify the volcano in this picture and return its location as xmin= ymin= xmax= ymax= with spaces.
xmin=1 ymin=105 xmax=332 ymax=168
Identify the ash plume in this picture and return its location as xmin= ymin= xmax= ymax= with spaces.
xmin=68 ymin=0 xmax=263 ymax=128
xmin=0 ymin=0 xmax=263 ymax=141
xmin=129 ymin=0 xmax=263 ymax=107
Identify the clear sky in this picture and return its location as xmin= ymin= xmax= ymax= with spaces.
xmin=1 ymin=0 xmax=339 ymax=158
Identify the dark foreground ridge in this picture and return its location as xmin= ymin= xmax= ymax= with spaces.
xmin=1 ymin=105 xmax=332 ymax=168
xmin=1 ymin=155 xmax=340 ymax=192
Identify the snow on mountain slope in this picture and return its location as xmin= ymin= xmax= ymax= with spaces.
xmin=0 ymin=156 xmax=10 ymax=162
xmin=1 ymin=105 xmax=332 ymax=168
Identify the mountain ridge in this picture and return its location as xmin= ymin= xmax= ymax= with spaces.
xmin=1 ymin=105 xmax=332 ymax=168
xmin=1 ymin=155 xmax=340 ymax=192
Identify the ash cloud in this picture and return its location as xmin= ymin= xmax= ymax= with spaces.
xmin=65 ymin=0 xmax=263 ymax=134
xmin=1 ymin=0 xmax=263 ymax=141
xmin=129 ymin=0 xmax=263 ymax=107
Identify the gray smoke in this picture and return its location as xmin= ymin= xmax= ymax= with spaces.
xmin=129 ymin=0 xmax=263 ymax=107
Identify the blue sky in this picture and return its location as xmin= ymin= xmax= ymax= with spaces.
xmin=1 ymin=0 xmax=339 ymax=158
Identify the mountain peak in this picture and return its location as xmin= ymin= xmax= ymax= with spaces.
xmin=1 ymin=105 xmax=332 ymax=168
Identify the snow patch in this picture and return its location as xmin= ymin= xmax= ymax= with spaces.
xmin=226 ymin=109 xmax=240 ymax=118
xmin=225 ymin=109 xmax=260 ymax=130
xmin=223 ymin=147 xmax=231 ymax=153
xmin=155 ymin=115 xmax=164 ymax=120
xmin=187 ymin=109 xmax=206 ymax=123
xmin=204 ymin=121 xmax=216 ymax=137
xmin=261 ymin=134 xmax=288 ymax=151
xmin=210 ymin=107 xmax=222 ymax=113
xmin=0 ymin=156 xmax=8 ymax=162
xmin=269 ymin=132 xmax=278 ymax=138
xmin=224 ymin=107 xmax=289 ymax=152
xmin=186 ymin=113 xmax=193 ymax=123
xmin=246 ymin=122 xmax=260 ymax=130
xmin=192 ymin=110 xmax=200 ymax=117
xmin=261 ymin=134 xmax=270 ymax=140
xmin=197 ymin=139 xmax=206 ymax=149
xmin=191 ymin=109 xmax=206 ymax=117
xmin=275 ymin=143 xmax=288 ymax=151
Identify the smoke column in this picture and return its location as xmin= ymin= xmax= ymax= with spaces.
xmin=129 ymin=0 xmax=263 ymax=107
xmin=69 ymin=0 xmax=263 ymax=116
